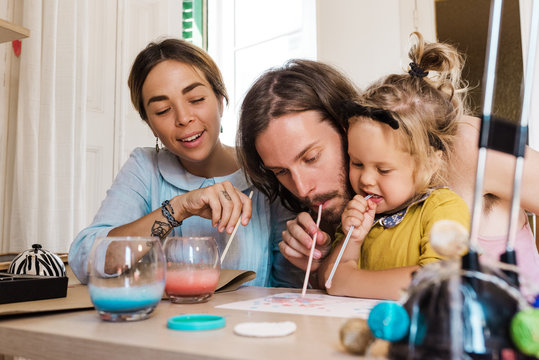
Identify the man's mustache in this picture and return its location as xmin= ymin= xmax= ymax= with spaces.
xmin=300 ymin=191 xmax=341 ymax=209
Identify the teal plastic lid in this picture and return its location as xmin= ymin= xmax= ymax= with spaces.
xmin=167 ymin=314 xmax=226 ymax=331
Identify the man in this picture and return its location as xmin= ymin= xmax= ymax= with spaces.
xmin=237 ymin=59 xmax=357 ymax=273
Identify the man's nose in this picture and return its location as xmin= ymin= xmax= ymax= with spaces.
xmin=292 ymin=171 xmax=314 ymax=198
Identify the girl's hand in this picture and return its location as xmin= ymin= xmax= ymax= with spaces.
xmin=341 ymin=195 xmax=376 ymax=243
xmin=172 ymin=181 xmax=252 ymax=233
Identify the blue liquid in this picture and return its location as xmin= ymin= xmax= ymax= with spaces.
xmin=89 ymin=282 xmax=164 ymax=312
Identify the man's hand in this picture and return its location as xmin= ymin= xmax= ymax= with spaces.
xmin=279 ymin=212 xmax=332 ymax=272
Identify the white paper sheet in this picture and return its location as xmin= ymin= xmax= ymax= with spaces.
xmin=216 ymin=292 xmax=381 ymax=319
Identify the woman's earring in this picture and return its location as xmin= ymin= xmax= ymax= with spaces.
xmin=155 ymin=137 xmax=160 ymax=153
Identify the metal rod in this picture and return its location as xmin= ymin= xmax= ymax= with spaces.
xmin=468 ymin=0 xmax=504 ymax=252
xmin=506 ymin=0 xmax=539 ymax=251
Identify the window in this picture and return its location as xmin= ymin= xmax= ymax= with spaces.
xmin=207 ymin=0 xmax=316 ymax=145
xmin=182 ymin=0 xmax=206 ymax=49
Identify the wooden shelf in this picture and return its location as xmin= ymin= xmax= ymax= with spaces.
xmin=0 ymin=18 xmax=30 ymax=44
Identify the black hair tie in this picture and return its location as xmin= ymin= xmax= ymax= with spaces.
xmin=409 ymin=62 xmax=429 ymax=78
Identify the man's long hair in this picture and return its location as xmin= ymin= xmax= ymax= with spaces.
xmin=237 ymin=59 xmax=359 ymax=212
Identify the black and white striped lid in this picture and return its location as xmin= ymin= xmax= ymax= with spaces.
xmin=7 ymin=244 xmax=66 ymax=277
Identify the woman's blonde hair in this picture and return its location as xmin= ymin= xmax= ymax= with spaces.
xmin=350 ymin=32 xmax=469 ymax=194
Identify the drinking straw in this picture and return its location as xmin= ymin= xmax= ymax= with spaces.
xmin=324 ymin=194 xmax=373 ymax=289
xmin=301 ymin=204 xmax=323 ymax=297
xmin=220 ymin=190 xmax=254 ymax=264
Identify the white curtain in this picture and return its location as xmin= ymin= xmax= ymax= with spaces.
xmin=1 ymin=0 xmax=88 ymax=253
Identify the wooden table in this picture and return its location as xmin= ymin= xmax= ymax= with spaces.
xmin=0 ymin=287 xmax=365 ymax=360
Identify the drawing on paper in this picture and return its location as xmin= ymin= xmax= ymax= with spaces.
xmin=216 ymin=292 xmax=381 ymax=318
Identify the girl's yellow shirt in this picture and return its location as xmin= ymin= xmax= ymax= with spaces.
xmin=335 ymin=188 xmax=470 ymax=270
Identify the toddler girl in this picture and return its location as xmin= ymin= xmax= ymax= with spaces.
xmin=321 ymin=33 xmax=470 ymax=299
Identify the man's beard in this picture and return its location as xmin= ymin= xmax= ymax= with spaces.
xmin=299 ymin=167 xmax=354 ymax=227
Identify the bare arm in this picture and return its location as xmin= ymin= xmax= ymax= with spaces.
xmin=453 ymin=116 xmax=539 ymax=215
xmin=109 ymin=181 xmax=251 ymax=237
xmin=319 ymin=241 xmax=417 ymax=300
xmin=318 ymin=196 xmax=414 ymax=300
xmin=483 ymin=146 xmax=539 ymax=215
xmin=105 ymin=181 xmax=251 ymax=273
xmin=318 ymin=226 xmax=416 ymax=300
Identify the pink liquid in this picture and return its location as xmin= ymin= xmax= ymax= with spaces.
xmin=165 ymin=268 xmax=220 ymax=296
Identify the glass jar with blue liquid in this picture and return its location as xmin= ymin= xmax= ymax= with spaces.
xmin=88 ymin=236 xmax=165 ymax=321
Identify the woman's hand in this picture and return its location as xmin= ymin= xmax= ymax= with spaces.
xmin=279 ymin=212 xmax=332 ymax=272
xmin=341 ymin=195 xmax=376 ymax=244
xmin=172 ymin=181 xmax=252 ymax=233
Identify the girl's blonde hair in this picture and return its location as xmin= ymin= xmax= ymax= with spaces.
xmin=350 ymin=32 xmax=468 ymax=194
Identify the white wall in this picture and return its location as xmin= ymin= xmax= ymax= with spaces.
xmin=316 ymin=0 xmax=436 ymax=89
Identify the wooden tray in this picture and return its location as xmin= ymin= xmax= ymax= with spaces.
xmin=0 ymin=273 xmax=68 ymax=304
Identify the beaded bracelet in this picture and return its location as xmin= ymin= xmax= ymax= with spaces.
xmin=161 ymin=200 xmax=182 ymax=228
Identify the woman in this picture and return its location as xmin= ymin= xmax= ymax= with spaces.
xmin=69 ymin=39 xmax=303 ymax=288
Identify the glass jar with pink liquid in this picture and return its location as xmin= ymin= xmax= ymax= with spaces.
xmin=163 ymin=236 xmax=221 ymax=304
